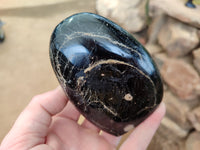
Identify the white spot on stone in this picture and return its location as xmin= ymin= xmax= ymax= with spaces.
xmin=77 ymin=76 xmax=84 ymax=86
xmin=124 ymin=93 xmax=133 ymax=101
xmin=109 ymin=97 xmax=113 ymax=101
xmin=101 ymin=73 xmax=105 ymax=76
xmin=124 ymin=124 xmax=134 ymax=132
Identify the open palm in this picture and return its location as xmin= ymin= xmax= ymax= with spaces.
xmin=0 ymin=87 xmax=165 ymax=150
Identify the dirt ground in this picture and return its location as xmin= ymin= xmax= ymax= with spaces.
xmin=0 ymin=0 xmax=95 ymax=141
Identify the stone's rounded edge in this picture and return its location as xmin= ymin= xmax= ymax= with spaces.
xmin=51 ymin=12 xmax=139 ymax=45
xmin=142 ymin=43 xmax=164 ymax=107
xmin=49 ymin=12 xmax=164 ymax=136
xmin=154 ymin=68 xmax=164 ymax=105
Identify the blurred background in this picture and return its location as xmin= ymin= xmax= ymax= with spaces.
xmin=0 ymin=0 xmax=200 ymax=150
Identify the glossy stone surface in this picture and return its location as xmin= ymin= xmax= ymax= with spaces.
xmin=49 ymin=12 xmax=163 ymax=136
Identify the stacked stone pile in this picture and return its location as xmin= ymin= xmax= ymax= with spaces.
xmin=96 ymin=0 xmax=200 ymax=149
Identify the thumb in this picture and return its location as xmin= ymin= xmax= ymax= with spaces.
xmin=0 ymin=87 xmax=68 ymax=149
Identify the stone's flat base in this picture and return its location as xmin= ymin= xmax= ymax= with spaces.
xmin=193 ymin=48 xmax=200 ymax=73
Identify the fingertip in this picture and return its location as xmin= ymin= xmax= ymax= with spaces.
xmin=160 ymin=102 xmax=166 ymax=117
xmin=119 ymin=102 xmax=166 ymax=150
xmin=55 ymin=86 xmax=66 ymax=97
xmin=159 ymin=102 xmax=166 ymax=115
xmin=101 ymin=131 xmax=122 ymax=147
xmin=151 ymin=102 xmax=166 ymax=124
xmin=55 ymin=85 xmax=62 ymax=91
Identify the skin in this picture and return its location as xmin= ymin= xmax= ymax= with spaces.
xmin=0 ymin=86 xmax=165 ymax=150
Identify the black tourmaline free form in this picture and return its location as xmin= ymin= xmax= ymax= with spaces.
xmin=49 ymin=12 xmax=163 ymax=136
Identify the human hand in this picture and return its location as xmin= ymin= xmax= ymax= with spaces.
xmin=0 ymin=87 xmax=165 ymax=150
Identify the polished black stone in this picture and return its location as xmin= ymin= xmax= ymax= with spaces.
xmin=49 ymin=12 xmax=163 ymax=136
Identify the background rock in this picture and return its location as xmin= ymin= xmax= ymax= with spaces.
xmin=153 ymin=52 xmax=168 ymax=69
xmin=161 ymin=59 xmax=200 ymax=100
xmin=96 ymin=0 xmax=147 ymax=32
xmin=163 ymin=91 xmax=192 ymax=129
xmin=193 ymin=48 xmax=200 ymax=73
xmin=147 ymin=13 xmax=166 ymax=44
xmin=161 ymin=117 xmax=189 ymax=138
xmin=145 ymin=43 xmax=163 ymax=55
xmin=148 ymin=117 xmax=187 ymax=150
xmin=186 ymin=131 xmax=200 ymax=150
xmin=158 ymin=17 xmax=199 ymax=57
xmin=198 ymin=30 xmax=200 ymax=38
xmin=149 ymin=0 xmax=200 ymax=28
xmin=187 ymin=106 xmax=200 ymax=132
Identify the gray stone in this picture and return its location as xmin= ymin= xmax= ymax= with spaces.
xmin=145 ymin=43 xmax=163 ymax=55
xmin=149 ymin=0 xmax=200 ymax=28
xmin=158 ymin=17 xmax=199 ymax=57
xmin=161 ymin=59 xmax=200 ymax=100
xmin=192 ymin=48 xmax=200 ymax=73
xmin=186 ymin=131 xmax=200 ymax=150
xmin=161 ymin=117 xmax=189 ymax=138
xmin=187 ymin=106 xmax=200 ymax=132
xmin=147 ymin=13 xmax=167 ymax=44
xmin=163 ymin=91 xmax=192 ymax=130
xmin=153 ymin=52 xmax=168 ymax=69
xmin=198 ymin=30 xmax=200 ymax=39
xmin=96 ymin=0 xmax=147 ymax=32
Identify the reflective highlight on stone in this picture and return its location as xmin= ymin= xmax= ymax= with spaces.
xmin=49 ymin=12 xmax=163 ymax=136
